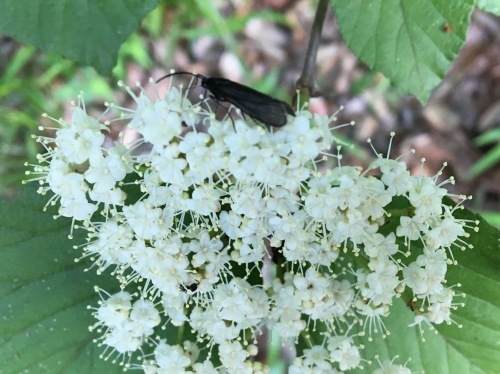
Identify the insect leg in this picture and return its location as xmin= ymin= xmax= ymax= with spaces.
xmin=208 ymin=95 xmax=235 ymax=130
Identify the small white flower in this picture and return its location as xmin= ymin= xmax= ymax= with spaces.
xmin=373 ymin=158 xmax=412 ymax=196
xmin=94 ymin=292 xmax=159 ymax=355
xmin=365 ymin=258 xmax=400 ymax=305
xmin=149 ymin=144 xmax=188 ymax=187
xmin=327 ymin=336 xmax=361 ymax=370
xmin=129 ymin=94 xmax=184 ymax=146
xmin=88 ymin=186 xmax=126 ymax=206
xmin=302 ymin=345 xmax=330 ymax=370
xmin=130 ymin=299 xmax=161 ymax=333
xmin=86 ymin=218 xmax=135 ymax=267
xmin=358 ymin=176 xmax=392 ymax=219
xmin=154 ymin=341 xmax=191 ymax=372
xmin=229 ymin=184 xmax=265 ymax=219
xmin=233 ymin=234 xmax=267 ymax=264
xmin=363 ymin=233 xmax=398 ymax=258
xmin=161 ymin=293 xmax=188 ymax=326
xmin=50 ymin=167 xmax=89 ymax=202
xmin=285 ymin=115 xmax=323 ymax=160
xmin=95 ymin=291 xmax=132 ymax=328
xmin=304 ymin=173 xmax=339 ymax=221
xmin=426 ymin=214 xmax=465 ymax=250
xmin=192 ymin=360 xmax=219 ymax=374
xmin=103 ymin=324 xmax=142 ymax=353
xmin=219 ymin=210 xmax=245 ymax=238
xmin=424 ymin=288 xmax=454 ymax=324
xmin=59 ymin=195 xmax=97 ymax=221
xmin=122 ymin=200 xmax=172 ymax=240
xmin=189 ymin=232 xmax=224 ymax=267
xmin=56 ymin=107 xmax=105 ymax=164
xmin=374 ymin=358 xmax=412 ymax=374
xmin=218 ymin=341 xmax=250 ymax=373
xmin=186 ymin=183 xmax=222 ymax=216
xmin=223 ymin=121 xmax=263 ymax=158
xmin=408 ymin=176 xmax=447 ymax=218
xmin=397 ymin=215 xmax=428 ymax=241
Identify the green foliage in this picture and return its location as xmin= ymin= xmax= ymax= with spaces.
xmin=0 ymin=0 xmax=164 ymax=195
xmin=350 ymin=301 xmax=471 ymax=373
xmin=330 ymin=0 xmax=474 ymax=102
xmin=0 ymin=0 xmax=480 ymax=102
xmin=0 ymin=0 xmax=159 ymax=75
xmin=0 ymin=187 xmax=121 ymax=373
xmin=468 ymin=128 xmax=500 ymax=179
xmin=432 ymin=204 xmax=500 ymax=373
xmin=479 ymin=211 xmax=500 ymax=228
xmin=0 ymin=45 xmax=54 ymax=197
xmin=0 ymin=185 xmax=189 ymax=373
xmin=0 ymin=47 xmax=112 ymax=197
xmin=478 ymin=0 xmax=500 ymax=15
xmin=113 ymin=33 xmax=154 ymax=80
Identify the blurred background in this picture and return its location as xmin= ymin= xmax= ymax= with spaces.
xmin=0 ymin=0 xmax=498 ymax=225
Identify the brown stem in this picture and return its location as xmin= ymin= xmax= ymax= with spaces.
xmin=295 ymin=0 xmax=329 ymax=97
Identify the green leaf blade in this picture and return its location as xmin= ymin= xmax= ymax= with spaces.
xmin=433 ymin=207 xmax=500 ymax=373
xmin=0 ymin=0 xmax=159 ymax=74
xmin=477 ymin=0 xmax=500 ymax=16
xmin=331 ymin=0 xmax=474 ymax=102
xmin=0 ymin=187 xmax=121 ymax=373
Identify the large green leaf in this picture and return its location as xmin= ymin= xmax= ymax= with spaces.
xmin=478 ymin=0 xmax=500 ymax=16
xmin=330 ymin=0 xmax=474 ymax=102
xmin=0 ymin=0 xmax=159 ymax=74
xmin=350 ymin=206 xmax=500 ymax=373
xmin=0 ymin=187 xmax=122 ymax=373
xmin=433 ymin=206 xmax=500 ymax=373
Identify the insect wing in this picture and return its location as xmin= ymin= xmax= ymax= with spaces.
xmin=207 ymin=78 xmax=293 ymax=127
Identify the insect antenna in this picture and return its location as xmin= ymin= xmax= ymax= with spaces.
xmin=158 ymin=71 xmax=237 ymax=128
xmin=156 ymin=71 xmax=203 ymax=85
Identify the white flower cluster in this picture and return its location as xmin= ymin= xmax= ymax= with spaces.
xmin=28 ymin=76 xmax=474 ymax=372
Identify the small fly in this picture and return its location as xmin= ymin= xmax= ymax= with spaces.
xmin=179 ymin=282 xmax=199 ymax=293
xmin=157 ymin=72 xmax=294 ymax=129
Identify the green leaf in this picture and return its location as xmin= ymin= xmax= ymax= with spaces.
xmin=330 ymin=0 xmax=474 ymax=102
xmin=434 ymin=207 xmax=500 ymax=372
xmin=0 ymin=186 xmax=121 ymax=373
xmin=0 ymin=0 xmax=159 ymax=74
xmin=477 ymin=0 xmax=500 ymax=16
xmin=468 ymin=145 xmax=500 ymax=178
xmin=350 ymin=207 xmax=500 ymax=373
xmin=193 ymin=0 xmax=232 ymax=40
xmin=474 ymin=128 xmax=500 ymax=146
xmin=479 ymin=211 xmax=500 ymax=228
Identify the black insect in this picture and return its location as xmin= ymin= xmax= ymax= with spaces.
xmin=157 ymin=72 xmax=294 ymax=128
xmin=179 ymin=282 xmax=199 ymax=293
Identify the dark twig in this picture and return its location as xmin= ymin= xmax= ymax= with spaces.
xmin=295 ymin=0 xmax=329 ymax=99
